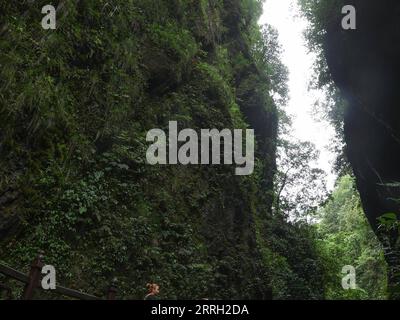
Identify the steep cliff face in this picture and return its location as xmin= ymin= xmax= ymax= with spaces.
xmin=320 ymin=0 xmax=400 ymax=297
xmin=0 ymin=0 xmax=280 ymax=299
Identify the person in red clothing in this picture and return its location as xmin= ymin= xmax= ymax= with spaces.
xmin=144 ymin=283 xmax=160 ymax=300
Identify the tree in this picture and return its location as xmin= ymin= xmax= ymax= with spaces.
xmin=253 ymin=23 xmax=289 ymax=108
xmin=274 ymin=139 xmax=327 ymax=222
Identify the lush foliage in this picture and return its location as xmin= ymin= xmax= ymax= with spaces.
xmin=316 ymin=175 xmax=387 ymax=299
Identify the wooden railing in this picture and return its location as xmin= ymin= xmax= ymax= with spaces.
xmin=0 ymin=253 xmax=117 ymax=300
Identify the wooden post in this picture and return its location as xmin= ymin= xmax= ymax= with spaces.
xmin=22 ymin=252 xmax=44 ymax=300
xmin=106 ymin=278 xmax=118 ymax=300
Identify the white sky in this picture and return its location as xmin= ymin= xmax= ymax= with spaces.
xmin=259 ymin=0 xmax=337 ymax=190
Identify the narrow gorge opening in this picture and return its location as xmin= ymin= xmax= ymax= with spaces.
xmin=257 ymin=0 xmax=389 ymax=299
xmin=262 ymin=0 xmax=400 ymax=300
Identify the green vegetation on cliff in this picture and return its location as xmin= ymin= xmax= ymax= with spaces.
xmin=0 ymin=0 xmax=320 ymax=299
